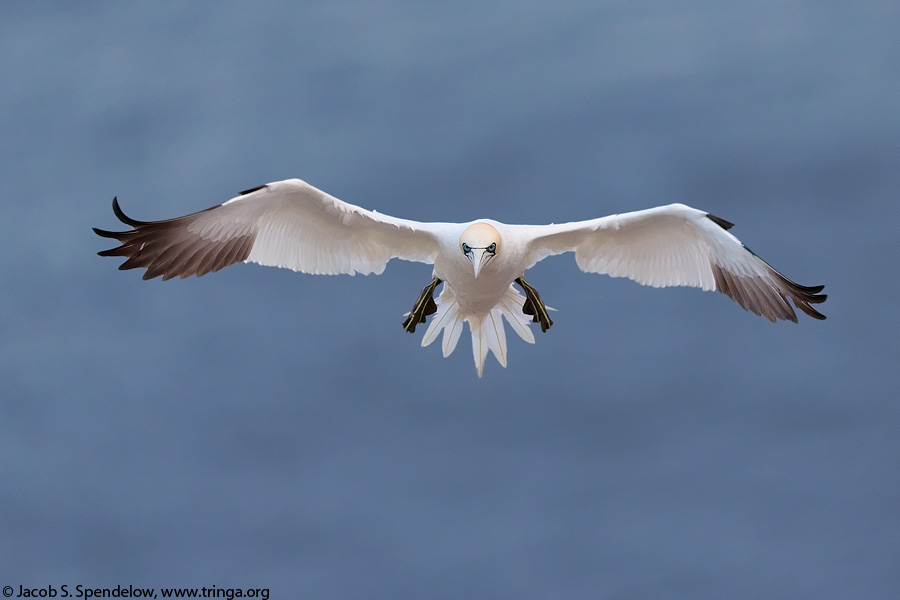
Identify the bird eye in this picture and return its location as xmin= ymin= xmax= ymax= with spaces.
xmin=487 ymin=243 xmax=496 ymax=253
xmin=462 ymin=243 xmax=471 ymax=253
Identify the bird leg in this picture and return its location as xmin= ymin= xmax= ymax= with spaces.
xmin=403 ymin=277 xmax=442 ymax=333
xmin=515 ymin=276 xmax=553 ymax=332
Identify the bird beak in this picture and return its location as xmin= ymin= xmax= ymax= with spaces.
xmin=470 ymin=249 xmax=492 ymax=280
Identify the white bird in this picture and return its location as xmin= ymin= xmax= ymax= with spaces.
xmin=94 ymin=178 xmax=826 ymax=376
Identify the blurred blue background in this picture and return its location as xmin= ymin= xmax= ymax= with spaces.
xmin=2 ymin=2 xmax=898 ymax=598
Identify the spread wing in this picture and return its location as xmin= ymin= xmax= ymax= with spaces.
xmin=94 ymin=179 xmax=442 ymax=280
xmin=519 ymin=203 xmax=826 ymax=322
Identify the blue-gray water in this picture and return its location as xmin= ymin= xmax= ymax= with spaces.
xmin=2 ymin=2 xmax=898 ymax=598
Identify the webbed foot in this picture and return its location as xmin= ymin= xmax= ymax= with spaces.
xmin=402 ymin=277 xmax=442 ymax=333
xmin=515 ymin=276 xmax=553 ymax=332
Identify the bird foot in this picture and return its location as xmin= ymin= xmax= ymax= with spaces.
xmin=403 ymin=277 xmax=442 ymax=333
xmin=515 ymin=276 xmax=553 ymax=332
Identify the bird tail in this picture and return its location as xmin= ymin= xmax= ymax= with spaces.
xmin=421 ymin=284 xmax=536 ymax=377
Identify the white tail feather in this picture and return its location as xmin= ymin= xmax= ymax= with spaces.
xmin=498 ymin=285 xmax=535 ymax=345
xmin=420 ymin=283 xmax=537 ymax=376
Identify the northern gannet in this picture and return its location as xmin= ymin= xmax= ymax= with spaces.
xmin=94 ymin=178 xmax=826 ymax=376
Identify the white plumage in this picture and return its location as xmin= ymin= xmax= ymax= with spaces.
xmin=95 ymin=178 xmax=826 ymax=376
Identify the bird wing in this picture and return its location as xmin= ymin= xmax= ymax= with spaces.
xmin=94 ymin=179 xmax=442 ymax=280
xmin=518 ymin=203 xmax=826 ymax=322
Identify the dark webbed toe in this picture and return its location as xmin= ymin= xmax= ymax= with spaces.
xmin=515 ymin=276 xmax=553 ymax=332
xmin=403 ymin=277 xmax=442 ymax=333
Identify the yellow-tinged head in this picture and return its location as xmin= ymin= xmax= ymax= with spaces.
xmin=459 ymin=222 xmax=501 ymax=279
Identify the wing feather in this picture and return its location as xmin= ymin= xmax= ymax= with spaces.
xmin=94 ymin=179 xmax=442 ymax=280
xmin=519 ymin=203 xmax=826 ymax=322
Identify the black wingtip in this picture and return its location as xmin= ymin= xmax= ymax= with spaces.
xmin=111 ymin=196 xmax=147 ymax=227
xmin=92 ymin=227 xmax=123 ymax=239
xmin=802 ymin=305 xmax=828 ymax=320
xmin=239 ymin=184 xmax=267 ymax=196
xmin=808 ymin=291 xmax=827 ymax=303
xmin=706 ymin=213 xmax=735 ymax=230
xmin=794 ymin=289 xmax=827 ymax=320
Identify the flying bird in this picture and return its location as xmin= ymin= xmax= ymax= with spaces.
xmin=94 ymin=178 xmax=826 ymax=376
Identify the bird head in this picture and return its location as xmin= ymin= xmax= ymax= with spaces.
xmin=459 ymin=223 xmax=501 ymax=279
